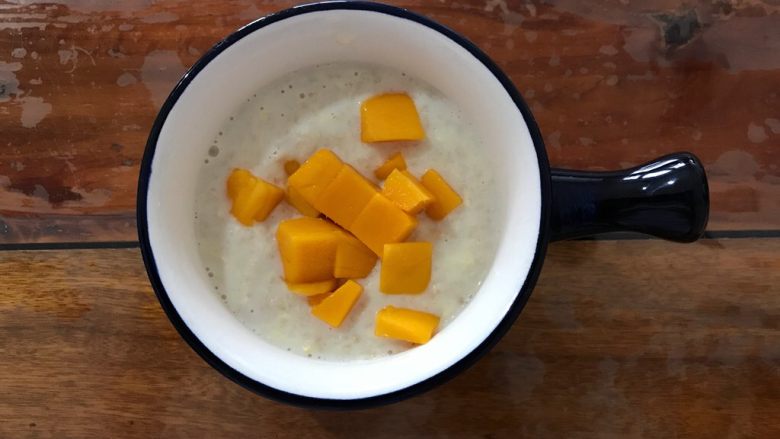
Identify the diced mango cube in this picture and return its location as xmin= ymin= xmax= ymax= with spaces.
xmin=334 ymin=232 xmax=378 ymax=279
xmin=276 ymin=218 xmax=343 ymax=283
xmin=231 ymin=178 xmax=284 ymax=225
xmin=286 ymin=185 xmax=320 ymax=217
xmin=382 ymin=169 xmax=435 ymax=215
xmin=286 ymin=279 xmax=337 ymax=297
xmin=380 ymin=242 xmax=432 ymax=294
xmin=311 ymin=280 xmax=363 ymax=328
xmin=374 ymin=152 xmax=407 ymax=180
xmin=283 ymin=159 xmax=300 ymax=176
xmin=420 ymin=169 xmax=463 ymax=220
xmin=287 ymin=149 xmax=344 ymax=205
xmin=350 ymin=194 xmax=417 ymax=256
xmin=254 ymin=182 xmax=285 ymax=221
xmin=226 ymin=168 xmax=256 ymax=200
xmin=361 ymin=93 xmax=425 ymax=142
xmin=375 ymin=306 xmax=440 ymax=344
xmin=314 ymin=165 xmax=378 ymax=229
xmin=307 ymin=292 xmax=332 ymax=307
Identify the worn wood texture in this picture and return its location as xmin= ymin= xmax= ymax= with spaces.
xmin=1 ymin=239 xmax=778 ymax=437
xmin=0 ymin=0 xmax=779 ymax=243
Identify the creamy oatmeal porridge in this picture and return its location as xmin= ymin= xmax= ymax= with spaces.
xmin=194 ymin=62 xmax=499 ymax=360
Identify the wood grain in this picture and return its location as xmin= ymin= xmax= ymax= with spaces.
xmin=1 ymin=239 xmax=778 ymax=437
xmin=0 ymin=0 xmax=779 ymax=243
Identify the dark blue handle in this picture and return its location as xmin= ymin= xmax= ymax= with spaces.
xmin=550 ymin=152 xmax=709 ymax=242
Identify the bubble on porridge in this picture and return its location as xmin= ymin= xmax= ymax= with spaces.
xmin=208 ymin=145 xmax=220 ymax=157
xmin=288 ymin=84 xmax=293 ymax=89
xmin=204 ymin=159 xmax=209 ymax=164
xmin=299 ymin=93 xmax=305 ymax=99
xmin=229 ymin=116 xmax=234 ymax=121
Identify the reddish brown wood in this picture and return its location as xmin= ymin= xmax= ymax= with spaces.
xmin=0 ymin=239 xmax=777 ymax=437
xmin=0 ymin=0 xmax=778 ymax=241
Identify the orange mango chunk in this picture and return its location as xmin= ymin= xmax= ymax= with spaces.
xmin=375 ymin=306 xmax=440 ymax=344
xmin=286 ymin=185 xmax=320 ymax=217
xmin=380 ymin=242 xmax=432 ymax=294
xmin=314 ymin=165 xmax=378 ymax=229
xmin=311 ymin=280 xmax=363 ymax=328
xmin=283 ymin=159 xmax=300 ymax=176
xmin=276 ymin=217 xmax=342 ymax=283
xmin=231 ymin=177 xmax=284 ymax=225
xmin=350 ymin=193 xmax=417 ymax=256
xmin=307 ymin=292 xmax=332 ymax=307
xmin=287 ymin=149 xmax=344 ymax=205
xmin=334 ymin=232 xmax=378 ymax=279
xmin=361 ymin=93 xmax=425 ymax=142
xmin=382 ymin=169 xmax=435 ymax=215
xmin=420 ymin=169 xmax=463 ymax=220
xmin=374 ymin=152 xmax=407 ymax=180
xmin=226 ymin=168 xmax=256 ymax=200
xmin=286 ymin=279 xmax=337 ymax=297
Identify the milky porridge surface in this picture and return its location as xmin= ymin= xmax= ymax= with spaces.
xmin=195 ymin=62 xmax=499 ymax=360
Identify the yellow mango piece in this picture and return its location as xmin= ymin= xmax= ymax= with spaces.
xmin=334 ymin=232 xmax=378 ymax=279
xmin=375 ymin=306 xmax=440 ymax=344
xmin=231 ymin=178 xmax=284 ymax=225
xmin=374 ymin=152 xmax=407 ymax=180
xmin=227 ymin=168 xmax=256 ymax=200
xmin=380 ymin=242 xmax=432 ymax=294
xmin=286 ymin=279 xmax=337 ymax=297
xmin=276 ymin=217 xmax=342 ymax=283
xmin=254 ymin=181 xmax=285 ymax=221
xmin=286 ymin=185 xmax=320 ymax=217
xmin=283 ymin=159 xmax=300 ymax=176
xmin=288 ymin=149 xmax=344 ymax=205
xmin=382 ymin=169 xmax=435 ymax=215
xmin=350 ymin=193 xmax=417 ymax=256
xmin=361 ymin=93 xmax=425 ymax=142
xmin=420 ymin=169 xmax=463 ymax=220
xmin=311 ymin=280 xmax=363 ymax=328
xmin=307 ymin=292 xmax=332 ymax=307
xmin=314 ymin=165 xmax=378 ymax=229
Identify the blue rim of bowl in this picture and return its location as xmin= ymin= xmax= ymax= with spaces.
xmin=137 ymin=0 xmax=551 ymax=409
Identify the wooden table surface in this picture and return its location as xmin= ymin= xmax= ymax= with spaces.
xmin=1 ymin=0 xmax=778 ymax=437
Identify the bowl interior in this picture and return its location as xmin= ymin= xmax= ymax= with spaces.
xmin=144 ymin=6 xmax=542 ymax=400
